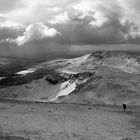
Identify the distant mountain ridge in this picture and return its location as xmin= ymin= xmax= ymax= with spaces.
xmin=0 ymin=50 xmax=140 ymax=105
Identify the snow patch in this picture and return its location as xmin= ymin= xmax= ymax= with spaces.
xmin=16 ymin=68 xmax=36 ymax=75
xmin=60 ymin=69 xmax=77 ymax=74
xmin=71 ymin=54 xmax=91 ymax=64
xmin=51 ymin=80 xmax=77 ymax=101
xmin=0 ymin=62 xmax=8 ymax=65
xmin=0 ymin=77 xmax=6 ymax=80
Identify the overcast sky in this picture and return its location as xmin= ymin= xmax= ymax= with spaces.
xmin=0 ymin=0 xmax=140 ymax=59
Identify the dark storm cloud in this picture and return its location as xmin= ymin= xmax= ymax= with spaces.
xmin=1 ymin=0 xmax=140 ymax=45
xmin=0 ymin=0 xmax=140 ymax=59
xmin=53 ymin=17 xmax=131 ymax=45
xmin=10 ymin=0 xmax=138 ymax=45
xmin=0 ymin=26 xmax=25 ymax=40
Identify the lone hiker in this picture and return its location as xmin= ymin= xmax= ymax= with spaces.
xmin=123 ymin=104 xmax=127 ymax=111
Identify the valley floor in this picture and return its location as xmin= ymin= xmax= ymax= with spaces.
xmin=0 ymin=101 xmax=139 ymax=140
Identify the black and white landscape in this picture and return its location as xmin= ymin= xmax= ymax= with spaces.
xmin=0 ymin=51 xmax=140 ymax=140
xmin=0 ymin=0 xmax=140 ymax=140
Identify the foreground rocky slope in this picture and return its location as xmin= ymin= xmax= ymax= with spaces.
xmin=0 ymin=51 xmax=140 ymax=105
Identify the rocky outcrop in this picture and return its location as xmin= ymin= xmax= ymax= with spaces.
xmin=46 ymin=72 xmax=95 ymax=85
xmin=91 ymin=51 xmax=134 ymax=59
xmin=46 ymin=73 xmax=68 ymax=84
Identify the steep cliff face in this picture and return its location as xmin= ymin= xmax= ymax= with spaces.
xmin=0 ymin=51 xmax=140 ymax=105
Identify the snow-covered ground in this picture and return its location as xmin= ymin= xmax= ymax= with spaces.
xmin=58 ymin=69 xmax=77 ymax=74
xmin=51 ymin=80 xmax=77 ymax=101
xmin=0 ymin=77 xmax=6 ymax=80
xmin=16 ymin=68 xmax=36 ymax=75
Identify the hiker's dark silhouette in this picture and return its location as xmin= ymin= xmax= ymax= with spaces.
xmin=123 ymin=104 xmax=127 ymax=111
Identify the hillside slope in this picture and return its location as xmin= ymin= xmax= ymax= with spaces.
xmin=0 ymin=51 xmax=140 ymax=105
